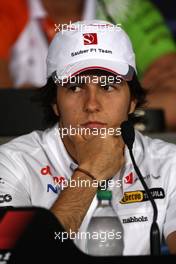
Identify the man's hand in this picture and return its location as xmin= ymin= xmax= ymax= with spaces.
xmin=51 ymin=130 xmax=125 ymax=232
xmin=146 ymin=91 xmax=176 ymax=131
xmin=71 ymin=131 xmax=125 ymax=181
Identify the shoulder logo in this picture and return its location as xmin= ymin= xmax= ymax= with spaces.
xmin=124 ymin=172 xmax=134 ymax=184
xmin=41 ymin=165 xmax=52 ymax=176
xmin=40 ymin=166 xmax=65 ymax=193
xmin=0 ymin=194 xmax=12 ymax=203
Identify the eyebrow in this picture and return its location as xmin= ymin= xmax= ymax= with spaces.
xmin=62 ymin=83 xmax=79 ymax=89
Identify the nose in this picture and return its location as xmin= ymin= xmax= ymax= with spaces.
xmin=83 ymin=87 xmax=101 ymax=113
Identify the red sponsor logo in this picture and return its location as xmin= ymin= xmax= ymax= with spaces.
xmin=40 ymin=166 xmax=65 ymax=184
xmin=53 ymin=176 xmax=65 ymax=185
xmin=124 ymin=172 xmax=133 ymax=184
xmin=83 ymin=33 xmax=98 ymax=45
xmin=41 ymin=166 xmax=52 ymax=176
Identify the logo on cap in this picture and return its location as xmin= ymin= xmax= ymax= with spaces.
xmin=83 ymin=33 xmax=98 ymax=45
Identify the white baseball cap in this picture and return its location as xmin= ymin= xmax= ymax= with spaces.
xmin=46 ymin=19 xmax=136 ymax=83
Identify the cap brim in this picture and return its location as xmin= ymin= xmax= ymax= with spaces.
xmin=55 ymin=58 xmax=134 ymax=82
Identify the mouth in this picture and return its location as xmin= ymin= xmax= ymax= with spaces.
xmin=80 ymin=121 xmax=107 ymax=129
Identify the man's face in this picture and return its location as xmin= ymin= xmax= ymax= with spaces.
xmin=53 ymin=70 xmax=136 ymax=139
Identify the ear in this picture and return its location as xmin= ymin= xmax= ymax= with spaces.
xmin=52 ymin=104 xmax=59 ymax=117
xmin=128 ymin=98 xmax=137 ymax=114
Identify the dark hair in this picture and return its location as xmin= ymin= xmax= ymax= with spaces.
xmin=34 ymin=72 xmax=147 ymax=128
xmin=127 ymin=72 xmax=148 ymax=124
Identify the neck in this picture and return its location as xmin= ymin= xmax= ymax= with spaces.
xmin=62 ymin=135 xmax=78 ymax=164
xmin=57 ymin=121 xmax=78 ymax=163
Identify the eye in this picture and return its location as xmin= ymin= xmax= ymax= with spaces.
xmin=101 ymin=85 xmax=115 ymax=92
xmin=69 ymin=86 xmax=82 ymax=92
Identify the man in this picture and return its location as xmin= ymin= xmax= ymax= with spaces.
xmin=0 ymin=20 xmax=176 ymax=255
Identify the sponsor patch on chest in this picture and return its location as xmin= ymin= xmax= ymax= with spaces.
xmin=120 ymin=188 xmax=165 ymax=204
